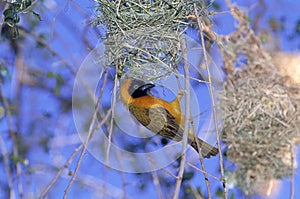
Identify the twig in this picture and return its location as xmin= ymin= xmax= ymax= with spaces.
xmin=172 ymin=34 xmax=190 ymax=199
xmin=192 ymin=5 xmax=212 ymax=199
xmin=39 ymin=144 xmax=83 ymax=198
xmin=105 ymin=63 xmax=118 ymax=165
xmin=76 ymin=174 xmax=131 ymax=198
xmin=114 ymin=134 xmax=128 ymax=199
xmin=193 ymin=4 xmax=227 ymax=199
xmin=192 ymin=120 xmax=212 ymax=198
xmin=18 ymin=27 xmax=76 ymax=75
xmin=0 ymin=133 xmax=14 ymax=198
xmin=150 ymin=170 xmax=164 ymax=199
xmin=189 ymin=182 xmax=204 ymax=199
xmin=63 ymin=90 xmax=112 ymax=198
xmin=120 ymin=168 xmax=127 ymax=199
xmin=289 ymin=143 xmax=295 ymax=199
xmin=160 ymin=167 xmax=178 ymax=179
xmin=41 ymin=70 xmax=109 ymax=198
xmin=0 ymin=82 xmax=23 ymax=198
xmin=186 ymin=162 xmax=220 ymax=181
xmin=68 ymin=1 xmax=103 ymax=50
xmin=63 ymin=108 xmax=112 ymax=198
xmin=20 ymin=25 xmax=97 ymax=104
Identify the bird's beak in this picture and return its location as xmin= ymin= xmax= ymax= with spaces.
xmin=139 ymin=83 xmax=155 ymax=92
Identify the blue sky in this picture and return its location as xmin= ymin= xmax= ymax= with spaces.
xmin=0 ymin=0 xmax=300 ymax=198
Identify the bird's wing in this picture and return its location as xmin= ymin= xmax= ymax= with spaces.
xmin=148 ymin=105 xmax=183 ymax=142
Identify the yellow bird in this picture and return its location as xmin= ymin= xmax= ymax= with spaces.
xmin=120 ymin=77 xmax=218 ymax=158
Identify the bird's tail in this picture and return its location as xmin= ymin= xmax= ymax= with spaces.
xmin=191 ymin=138 xmax=219 ymax=158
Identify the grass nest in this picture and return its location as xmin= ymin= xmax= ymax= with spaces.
xmin=93 ymin=0 xmax=209 ymax=79
xmin=222 ymin=64 xmax=300 ymax=194
xmin=219 ymin=5 xmax=300 ymax=195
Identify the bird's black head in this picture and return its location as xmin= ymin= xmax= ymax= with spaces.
xmin=129 ymin=79 xmax=155 ymax=98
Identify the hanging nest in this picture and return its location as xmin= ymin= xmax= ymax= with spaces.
xmin=102 ymin=27 xmax=182 ymax=79
xmin=218 ymin=5 xmax=300 ymax=195
xmin=93 ymin=0 xmax=209 ymax=80
xmin=222 ymin=64 xmax=300 ymax=195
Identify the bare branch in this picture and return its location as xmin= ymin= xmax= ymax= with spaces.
xmin=172 ymin=33 xmax=190 ymax=199
xmin=0 ymin=82 xmax=23 ymax=198
xmin=193 ymin=3 xmax=227 ymax=199
xmin=0 ymin=133 xmax=14 ymax=198
xmin=40 ymin=144 xmax=83 ymax=198
xmin=63 ymin=70 xmax=111 ymax=198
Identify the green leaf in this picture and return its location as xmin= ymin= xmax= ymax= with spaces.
xmin=54 ymin=83 xmax=61 ymax=95
xmin=56 ymin=74 xmax=65 ymax=85
xmin=27 ymin=167 xmax=35 ymax=174
xmin=215 ymin=188 xmax=223 ymax=197
xmin=295 ymin=20 xmax=300 ymax=35
xmin=0 ymin=106 xmax=4 ymax=119
xmin=11 ymin=154 xmax=23 ymax=164
xmin=3 ymin=9 xmax=15 ymax=21
xmin=212 ymin=2 xmax=221 ymax=10
xmin=46 ymin=72 xmax=55 ymax=78
xmin=22 ymin=0 xmax=32 ymax=10
xmin=3 ymin=8 xmax=20 ymax=24
xmin=47 ymin=72 xmax=65 ymax=95
xmin=3 ymin=7 xmax=20 ymax=39
xmin=12 ymin=25 xmax=19 ymax=39
xmin=32 ymin=11 xmax=42 ymax=21
xmin=0 ymin=65 xmax=9 ymax=78
xmin=183 ymin=171 xmax=195 ymax=181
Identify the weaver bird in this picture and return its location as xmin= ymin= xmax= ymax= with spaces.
xmin=120 ymin=77 xmax=218 ymax=158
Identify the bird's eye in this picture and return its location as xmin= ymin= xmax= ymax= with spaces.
xmin=133 ymin=85 xmax=139 ymax=90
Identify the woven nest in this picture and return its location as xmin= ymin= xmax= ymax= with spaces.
xmin=103 ymin=28 xmax=182 ymax=79
xmin=216 ymin=5 xmax=300 ymax=194
xmin=221 ymin=64 xmax=300 ymax=194
xmin=94 ymin=0 xmax=209 ymax=79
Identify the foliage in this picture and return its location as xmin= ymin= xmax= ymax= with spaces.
xmin=2 ymin=0 xmax=40 ymax=39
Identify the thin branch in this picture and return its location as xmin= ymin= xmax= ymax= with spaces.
xmin=38 ymin=163 xmax=129 ymax=199
xmin=114 ymin=145 xmax=128 ymax=199
xmin=0 ymin=132 xmax=14 ymax=198
xmin=193 ymin=3 xmax=227 ymax=199
xmin=192 ymin=119 xmax=212 ymax=198
xmin=186 ymin=162 xmax=220 ymax=181
xmin=63 ymin=107 xmax=112 ymax=198
xmin=172 ymin=35 xmax=190 ymax=199
xmin=189 ymin=182 xmax=204 ymax=199
xmin=0 ymin=82 xmax=23 ymax=198
xmin=160 ymin=167 xmax=178 ymax=179
xmin=18 ymin=27 xmax=77 ymax=75
xmin=120 ymin=168 xmax=127 ymax=199
xmin=105 ymin=64 xmax=118 ymax=165
xmin=63 ymin=77 xmax=112 ymax=199
xmin=289 ymin=143 xmax=295 ymax=199
xmin=41 ymin=71 xmax=109 ymax=198
xmin=39 ymin=144 xmax=83 ymax=198
xmin=150 ymin=170 xmax=164 ymax=199
xmin=69 ymin=1 xmax=103 ymax=50
xmin=20 ymin=26 xmax=101 ymax=102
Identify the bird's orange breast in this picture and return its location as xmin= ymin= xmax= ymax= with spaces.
xmin=130 ymin=95 xmax=183 ymax=124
